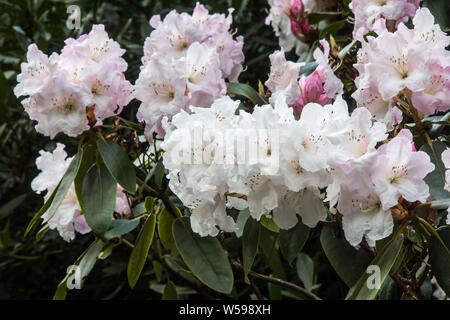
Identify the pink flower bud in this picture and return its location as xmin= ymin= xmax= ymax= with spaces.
xmin=295 ymin=71 xmax=332 ymax=111
xmin=290 ymin=0 xmax=304 ymax=20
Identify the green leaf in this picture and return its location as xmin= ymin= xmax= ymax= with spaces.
xmin=235 ymin=209 xmax=250 ymax=238
xmin=320 ymin=225 xmax=372 ymax=287
xmin=296 ymin=252 xmax=314 ymax=291
xmin=162 ymin=280 xmax=179 ymax=300
xmin=242 ymin=217 xmax=260 ymax=283
xmin=306 ymin=11 xmax=342 ymax=24
xmin=226 ymin=82 xmax=267 ymax=106
xmin=261 ymin=215 xmax=280 ymax=233
xmin=319 ymin=20 xmax=346 ymax=37
xmin=279 ymin=219 xmax=310 ymax=265
xmin=158 ymin=208 xmax=177 ymax=253
xmin=97 ymin=138 xmax=136 ymax=194
xmin=74 ymin=144 xmax=96 ymax=209
xmin=145 ymin=196 xmax=155 ymax=213
xmin=420 ymin=140 xmax=450 ymax=200
xmin=127 ymin=213 xmax=156 ymax=288
xmin=259 ymin=227 xmax=286 ymax=279
xmin=43 ymin=149 xmax=83 ymax=220
xmin=25 ymin=149 xmax=83 ymax=237
xmin=35 ymin=225 xmax=49 ymax=241
xmin=154 ymin=159 xmax=165 ymax=190
xmin=377 ymin=276 xmax=398 ymax=300
xmin=347 ymin=235 xmax=404 ymax=300
xmin=428 ymin=226 xmax=450 ymax=296
xmin=103 ymin=219 xmax=140 ymax=240
xmin=53 ymin=240 xmax=105 ymax=300
xmin=338 ymin=40 xmax=357 ymax=59
xmin=431 ymin=198 xmax=450 ymax=210
xmin=173 ymin=217 xmax=233 ymax=294
xmin=299 ymin=62 xmax=318 ymax=77
xmin=82 ymin=163 xmax=117 ymax=233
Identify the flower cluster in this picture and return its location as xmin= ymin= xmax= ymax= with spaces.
xmin=265 ymin=40 xmax=343 ymax=116
xmin=349 ymin=0 xmax=422 ymax=41
xmin=266 ymin=0 xmax=315 ymax=55
xmin=135 ymin=3 xmax=245 ymax=141
xmin=353 ymin=8 xmax=450 ymax=127
xmin=162 ymin=95 xmax=434 ymax=246
xmin=14 ymin=25 xmax=133 ymax=139
xmin=31 ymin=143 xmax=131 ymax=242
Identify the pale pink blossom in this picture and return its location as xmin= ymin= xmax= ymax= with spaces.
xmin=14 ymin=25 xmax=133 ymax=139
xmin=313 ymin=40 xmax=343 ymax=99
xmin=371 ymin=129 xmax=435 ymax=209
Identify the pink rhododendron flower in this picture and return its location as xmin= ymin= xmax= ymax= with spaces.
xmin=313 ymin=40 xmax=344 ymax=99
xmin=14 ymin=25 xmax=133 ymax=139
xmin=353 ymin=8 xmax=450 ymax=119
xmin=349 ymin=0 xmax=422 ymax=41
xmin=265 ymin=50 xmax=302 ymax=106
xmin=136 ymin=3 xmax=244 ymax=141
xmin=371 ymin=129 xmax=435 ymax=209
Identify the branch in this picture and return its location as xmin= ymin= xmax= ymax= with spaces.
xmin=230 ymin=258 xmax=321 ymax=300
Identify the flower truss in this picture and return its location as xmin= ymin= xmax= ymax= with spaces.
xmin=13 ymin=1 xmax=450 ymax=300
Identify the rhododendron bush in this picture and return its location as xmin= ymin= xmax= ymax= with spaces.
xmin=1 ymin=0 xmax=450 ymax=300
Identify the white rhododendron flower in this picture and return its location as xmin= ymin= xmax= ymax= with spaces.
xmin=31 ymin=143 xmax=131 ymax=242
xmin=14 ymin=25 xmax=133 ymax=139
xmin=161 ymin=91 xmax=434 ymax=245
xmin=136 ymin=3 xmax=244 ymax=141
xmin=349 ymin=0 xmax=422 ymax=41
xmin=371 ymin=130 xmax=434 ymax=209
xmin=353 ymin=8 xmax=450 ymax=122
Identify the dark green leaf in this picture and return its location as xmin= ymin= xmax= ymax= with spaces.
xmin=279 ymin=219 xmax=310 ymax=265
xmin=104 ymin=219 xmax=140 ymax=240
xmin=97 ymin=138 xmax=136 ymax=194
xmin=242 ymin=217 xmax=260 ymax=283
xmin=260 ymin=215 xmax=280 ymax=233
xmin=127 ymin=213 xmax=156 ymax=288
xmin=259 ymin=227 xmax=285 ymax=279
xmin=338 ymin=40 xmax=357 ymax=59
xmin=158 ymin=208 xmax=177 ymax=253
xmin=347 ymin=235 xmax=404 ymax=300
xmin=431 ymin=198 xmax=450 ymax=210
xmin=82 ymin=163 xmax=117 ymax=233
xmin=226 ymin=82 xmax=267 ymax=106
xmin=429 ymin=226 xmax=450 ymax=296
xmin=162 ymin=280 xmax=179 ymax=300
xmin=299 ymin=62 xmax=318 ymax=77
xmin=320 ymin=225 xmax=372 ymax=287
xmin=306 ymin=11 xmax=342 ymax=24
xmin=154 ymin=159 xmax=165 ymax=190
xmin=173 ymin=217 xmax=233 ymax=294
xmin=420 ymin=140 xmax=450 ymax=200
xmin=74 ymin=144 xmax=96 ymax=208
xmin=296 ymin=252 xmax=314 ymax=291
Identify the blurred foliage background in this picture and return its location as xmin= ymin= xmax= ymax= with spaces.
xmin=0 ymin=0 xmax=448 ymax=300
